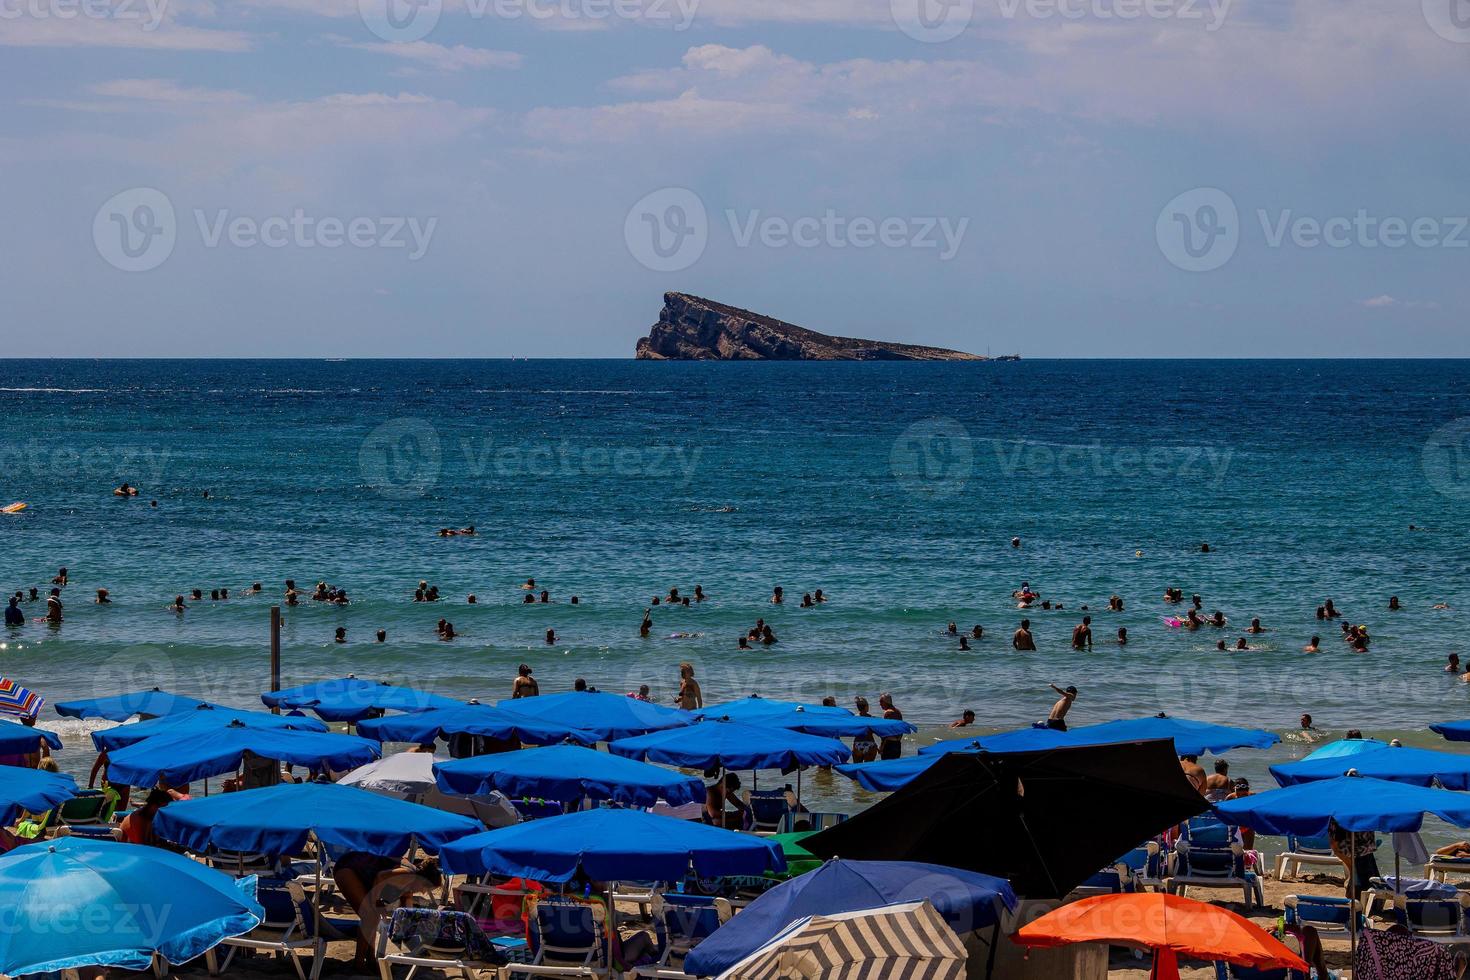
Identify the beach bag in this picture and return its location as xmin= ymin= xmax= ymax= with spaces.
xmin=1355 ymin=927 xmax=1459 ymax=980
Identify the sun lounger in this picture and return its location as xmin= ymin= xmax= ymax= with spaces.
xmin=57 ymin=790 xmax=113 ymax=827
xmin=1118 ymin=843 xmax=1166 ymax=892
xmin=376 ymin=906 xmax=513 ymax=980
xmin=1395 ymin=892 xmax=1470 ymax=942
xmin=1426 ymin=853 xmax=1470 ymax=884
xmin=1168 ymin=841 xmax=1263 ymax=909
xmin=1273 ymin=833 xmax=1344 ymax=882
xmin=1212 ymin=960 xmax=1309 ymax=979
xmin=747 ymin=791 xmax=790 ymax=834
xmin=1283 ymin=894 xmax=1359 ymax=943
xmin=507 ymin=898 xmax=612 ymax=980
xmin=780 ymin=810 xmax=848 ymax=834
xmin=207 ymin=878 xmax=323 ymax=980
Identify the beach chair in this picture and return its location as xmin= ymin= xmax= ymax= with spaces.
xmin=206 ymin=878 xmax=323 ymax=980
xmin=1283 ymin=894 xmax=1360 ymax=943
xmin=1071 ymin=863 xmax=1130 ymax=898
xmin=647 ymin=894 xmax=732 ymax=966
xmin=1395 ymin=892 xmax=1470 ymax=942
xmin=206 ymin=849 xmax=281 ymax=877
xmin=1168 ymin=841 xmax=1263 ymax=909
xmin=57 ymin=790 xmax=112 ymax=827
xmin=457 ymin=879 xmax=545 ymax=938
xmin=1426 ymin=853 xmax=1470 ymax=884
xmin=1118 ymin=843 xmax=1166 ymax=893
xmin=1212 ymin=962 xmax=1308 ymax=980
xmin=507 ymin=898 xmax=612 ymax=980
xmin=780 ymin=810 xmax=848 ymax=834
xmin=513 ymin=798 xmax=566 ymax=822
xmin=1182 ymin=816 xmax=1234 ymax=848
xmin=747 ymin=791 xmax=791 ymax=834
xmin=1273 ymin=833 xmax=1343 ymax=882
xmin=376 ymin=906 xmax=512 ymax=980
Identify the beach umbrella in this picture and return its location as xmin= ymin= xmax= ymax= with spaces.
xmin=838 ymin=754 xmax=943 ymax=792
xmin=0 ymin=678 xmax=43 ymax=719
xmin=439 ymin=807 xmax=785 ymax=881
xmin=609 ymin=720 xmax=850 ymax=772
xmin=1215 ymin=773 xmax=1470 ymax=836
xmin=1013 ymin=893 xmax=1308 ymax=980
xmin=1302 ymin=737 xmax=1389 ymax=760
xmin=434 ymin=744 xmax=704 ymax=808
xmin=357 ymin=702 xmax=597 ymax=747
xmin=849 ymin=728 xmax=1076 ymax=791
xmin=702 ymin=698 xmax=915 ymax=739
xmin=1429 ymin=719 xmax=1470 ymax=743
xmin=92 ymin=703 xmax=328 ymax=752
xmin=105 ymin=720 xmax=380 ymax=787
xmin=55 ymin=688 xmax=206 ymax=721
xmin=916 ymin=727 xmax=1075 ymax=756
xmin=1062 ymin=714 xmax=1280 ymax=756
xmin=807 ymin=740 xmax=1209 ymax=898
xmin=154 ymin=781 xmax=482 ymax=857
xmin=261 ymin=676 xmax=459 ymax=723
xmin=1270 ymin=744 xmax=1470 ymax=790
xmin=0 ymin=766 xmax=78 ymax=824
xmin=339 ymin=752 xmax=438 ymax=799
xmin=769 ymin=832 xmax=823 ymax=878
xmin=685 ymin=859 xmax=1015 ymax=978
xmin=493 ymin=691 xmax=695 ymax=741
xmin=0 ymin=837 xmax=262 ymax=976
xmin=0 ymin=719 xmax=62 ymax=755
xmin=716 ymin=900 xmax=966 ymax=980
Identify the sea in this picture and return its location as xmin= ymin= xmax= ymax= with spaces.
xmin=3 ymin=358 xmax=1470 ymax=813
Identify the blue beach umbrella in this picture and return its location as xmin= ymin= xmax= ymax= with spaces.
xmin=358 ymin=702 xmax=597 ymax=747
xmin=0 ymin=718 xmax=63 ymax=755
xmin=261 ymin=676 xmax=459 ymax=723
xmin=434 ymin=744 xmax=704 ymax=807
xmin=850 ymin=728 xmax=1076 ymax=791
xmin=494 ymin=691 xmax=695 ymax=741
xmin=1430 ymin=719 xmax=1470 ymax=743
xmin=684 ymin=859 xmax=1016 ymax=978
xmin=703 ymin=698 xmax=915 ymax=739
xmin=1063 ymin=714 xmax=1280 ymax=756
xmin=1216 ymin=774 xmax=1470 ymax=836
xmin=93 ymin=703 xmax=329 ymax=752
xmin=105 ymin=721 xmax=380 ymax=787
xmin=439 ymin=807 xmax=786 ymax=881
xmin=0 ymin=766 xmax=78 ymax=824
xmin=1303 ymin=738 xmax=1390 ymax=761
xmin=0 ymin=837 xmax=261 ymax=976
xmin=1271 ymin=745 xmax=1470 ymax=790
xmin=54 ymin=688 xmax=207 ymax=722
xmin=154 ymin=781 xmax=482 ymax=857
xmin=609 ymin=720 xmax=851 ymax=771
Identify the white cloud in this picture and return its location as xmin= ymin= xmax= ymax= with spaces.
xmin=1361 ymin=294 xmax=1398 ymax=308
xmin=0 ymin=15 xmax=252 ymax=50
xmin=333 ymin=38 xmax=524 ymax=71
xmin=90 ymin=79 xmax=253 ymax=103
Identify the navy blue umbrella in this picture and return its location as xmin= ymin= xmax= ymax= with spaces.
xmin=684 ymin=859 xmax=1016 ymax=977
xmin=434 ymin=744 xmax=703 ymax=807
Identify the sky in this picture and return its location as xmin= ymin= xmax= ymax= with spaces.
xmin=2 ymin=0 xmax=1468 ymax=357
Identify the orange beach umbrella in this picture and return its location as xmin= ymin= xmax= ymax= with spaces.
xmin=1013 ymin=892 xmax=1308 ymax=980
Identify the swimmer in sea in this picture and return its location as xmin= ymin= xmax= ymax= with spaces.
xmin=439 ymin=622 xmax=457 ymax=641
xmin=761 ymin=625 xmax=777 ymax=645
xmin=1183 ymin=609 xmax=1202 ymax=631
xmin=972 ymin=625 xmax=983 ymax=639
xmin=694 ymin=585 xmax=706 ymax=602
xmin=522 ymin=594 xmax=534 ymax=604
xmin=678 ymin=663 xmax=702 ymax=710
xmin=376 ymin=630 xmax=386 ymax=643
xmin=771 ymin=586 xmax=783 ymax=605
xmin=814 ymin=589 xmax=827 ymax=603
xmin=114 ymin=482 xmax=138 ymax=497
xmin=1247 ymin=617 xmax=1265 ymax=633
xmin=1389 ymin=596 xmax=1400 ymax=611
xmin=801 ymin=593 xmax=814 ymax=607
xmin=1163 ymin=587 xmax=1181 ymax=603
xmin=950 ymin=709 xmax=976 ymax=729
xmin=1117 ymin=627 xmax=1127 ymax=645
xmin=52 ymin=567 xmax=67 ymax=586
xmin=1044 ymin=684 xmax=1076 ymax=731
xmin=1071 ymin=616 xmax=1092 ymax=652
xmin=946 ymin=622 xmax=958 ymax=636
xmin=1324 ymin=598 xmax=1340 ymax=619
xmin=210 ymin=590 xmax=220 ymax=601
xmin=545 ymin=628 xmax=557 ymax=645
xmin=1209 ymin=611 xmax=1226 ymax=628
xmin=512 ymin=664 xmax=538 ymax=698
xmin=169 ymin=595 xmax=185 ymax=614
xmin=521 ymin=579 xmax=535 ymax=590
xmin=958 ymin=636 xmax=970 ymax=651
xmin=1304 ymin=635 xmax=1321 ymax=653
xmin=539 ymin=590 xmax=549 ymax=604
xmin=1448 ymin=654 xmax=1461 ymax=673
xmin=46 ymin=588 xmax=62 ymax=624
xmin=191 ymin=589 xmax=203 ymax=601
xmin=570 ymin=596 xmax=579 ymax=605
xmin=667 ymin=587 xmax=681 ymax=603
xmin=334 ymin=627 xmax=346 ymax=644
xmin=460 ymin=526 xmax=476 ymax=536
xmin=1234 ymin=638 xmax=1249 ymax=651
xmin=640 ymin=609 xmax=652 ymax=638
xmin=1216 ymin=640 xmax=1227 ymax=651
xmin=1191 ymin=594 xmax=1202 ymax=610
xmin=1013 ymin=619 xmax=1036 ymax=651
xmin=738 ymin=636 xmax=750 ymax=649
xmin=467 ymin=595 xmax=477 ymax=604
xmin=95 ymin=589 xmax=110 ymax=604
xmin=1109 ymin=595 xmax=1123 ymax=611
xmin=1011 ymin=537 xmax=1021 ymax=549
xmin=4 ymin=598 xmax=22 ymax=627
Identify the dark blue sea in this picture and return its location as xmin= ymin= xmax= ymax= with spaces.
xmin=3 ymin=359 xmax=1469 ymax=806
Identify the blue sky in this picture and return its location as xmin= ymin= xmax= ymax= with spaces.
xmin=3 ymin=0 xmax=1468 ymax=357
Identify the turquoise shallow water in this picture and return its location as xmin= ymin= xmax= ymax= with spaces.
xmin=2 ymin=359 xmax=1470 ymax=813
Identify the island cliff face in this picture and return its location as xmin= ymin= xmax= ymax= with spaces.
xmin=635 ymin=293 xmax=983 ymax=361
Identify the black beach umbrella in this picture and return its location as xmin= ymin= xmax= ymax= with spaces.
xmin=806 ymin=739 xmax=1208 ymax=899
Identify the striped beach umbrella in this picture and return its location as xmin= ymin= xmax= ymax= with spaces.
xmin=716 ymin=900 xmax=965 ymax=980
xmin=0 ymin=679 xmax=42 ymax=719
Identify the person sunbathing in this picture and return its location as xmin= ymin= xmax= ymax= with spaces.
xmin=333 ymin=853 xmax=443 ymax=973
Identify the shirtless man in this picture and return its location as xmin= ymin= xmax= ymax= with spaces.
xmin=1045 ymin=684 xmax=1076 ymax=731
xmin=512 ymin=664 xmax=539 ymax=698
xmin=677 ymin=663 xmax=702 ymax=710
xmin=640 ymin=609 xmax=652 ymax=638
xmin=1070 ymin=616 xmax=1092 ymax=651
xmin=950 ymin=709 xmax=976 ymax=729
xmin=1013 ymin=619 xmax=1036 ymax=651
xmin=1304 ymin=635 xmax=1321 ymax=653
xmin=45 ymin=588 xmax=63 ymax=624
xmin=1246 ymin=617 xmax=1266 ymax=633
xmin=1203 ymin=760 xmax=1232 ymax=800
xmin=1179 ymin=754 xmax=1207 ymax=794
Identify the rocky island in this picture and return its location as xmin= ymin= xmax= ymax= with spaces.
xmin=635 ymin=292 xmax=987 ymax=361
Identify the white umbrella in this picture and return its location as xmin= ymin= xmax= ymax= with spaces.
xmin=717 ymin=900 xmax=966 ymax=980
xmin=339 ymin=751 xmax=436 ymax=798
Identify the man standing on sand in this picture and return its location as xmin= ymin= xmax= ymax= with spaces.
xmin=1045 ymin=684 xmax=1075 ymax=731
xmin=1071 ymin=616 xmax=1092 ymax=651
xmin=678 ymin=663 xmax=702 ymax=711
xmin=1013 ymin=619 xmax=1036 ymax=651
